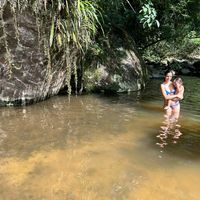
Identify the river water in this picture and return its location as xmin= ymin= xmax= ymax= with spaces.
xmin=0 ymin=76 xmax=200 ymax=200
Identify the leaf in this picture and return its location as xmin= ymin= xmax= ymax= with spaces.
xmin=49 ymin=16 xmax=55 ymax=47
xmin=72 ymin=32 xmax=77 ymax=43
xmin=156 ymin=20 xmax=160 ymax=28
xmin=57 ymin=33 xmax=62 ymax=46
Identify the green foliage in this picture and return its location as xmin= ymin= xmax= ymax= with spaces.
xmin=139 ymin=1 xmax=159 ymax=28
xmin=95 ymin=0 xmax=141 ymax=37
xmin=40 ymin=0 xmax=100 ymax=52
xmin=83 ymin=68 xmax=102 ymax=92
xmin=191 ymin=38 xmax=200 ymax=45
xmin=1 ymin=0 xmax=199 ymax=91
xmin=142 ymin=31 xmax=200 ymax=62
xmin=95 ymin=0 xmax=199 ymax=54
xmin=0 ymin=0 xmax=101 ymax=94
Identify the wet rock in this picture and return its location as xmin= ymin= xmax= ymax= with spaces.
xmin=0 ymin=2 xmax=148 ymax=105
xmin=84 ymin=47 xmax=148 ymax=93
xmin=147 ymin=58 xmax=200 ymax=77
xmin=0 ymin=3 xmax=67 ymax=106
xmin=193 ymin=60 xmax=200 ymax=75
xmin=181 ymin=68 xmax=191 ymax=75
xmin=147 ymin=63 xmax=167 ymax=78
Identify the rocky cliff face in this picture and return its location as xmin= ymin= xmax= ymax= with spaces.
xmin=0 ymin=2 xmax=67 ymax=106
xmin=0 ymin=2 xmax=148 ymax=106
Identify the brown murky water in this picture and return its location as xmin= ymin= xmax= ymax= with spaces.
xmin=0 ymin=77 xmax=200 ymax=200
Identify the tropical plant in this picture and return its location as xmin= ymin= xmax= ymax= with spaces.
xmin=138 ymin=1 xmax=159 ymax=28
xmin=0 ymin=0 xmax=101 ymax=94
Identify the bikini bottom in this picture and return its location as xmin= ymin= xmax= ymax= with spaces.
xmin=170 ymin=101 xmax=180 ymax=109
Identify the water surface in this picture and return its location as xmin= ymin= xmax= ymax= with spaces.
xmin=0 ymin=76 xmax=200 ymax=200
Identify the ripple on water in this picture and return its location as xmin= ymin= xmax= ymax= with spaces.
xmin=0 ymin=77 xmax=200 ymax=200
xmin=152 ymin=117 xmax=200 ymax=160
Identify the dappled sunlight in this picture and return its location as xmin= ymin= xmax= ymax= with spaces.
xmin=156 ymin=116 xmax=183 ymax=148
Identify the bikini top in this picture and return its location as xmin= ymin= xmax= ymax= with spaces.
xmin=163 ymin=84 xmax=176 ymax=95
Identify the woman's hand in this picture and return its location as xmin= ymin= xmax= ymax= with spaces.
xmin=177 ymin=93 xmax=183 ymax=100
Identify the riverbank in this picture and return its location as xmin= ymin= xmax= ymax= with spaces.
xmin=147 ymin=57 xmax=200 ymax=78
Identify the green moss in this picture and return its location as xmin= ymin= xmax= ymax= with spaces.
xmin=83 ymin=68 xmax=102 ymax=92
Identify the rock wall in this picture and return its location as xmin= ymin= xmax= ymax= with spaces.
xmin=0 ymin=3 xmax=66 ymax=106
xmin=0 ymin=2 xmax=149 ymax=106
xmin=84 ymin=40 xmax=148 ymax=93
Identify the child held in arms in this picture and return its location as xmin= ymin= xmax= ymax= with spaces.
xmin=164 ymin=77 xmax=184 ymax=110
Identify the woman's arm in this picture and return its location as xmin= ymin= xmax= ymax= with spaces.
xmin=160 ymin=84 xmax=179 ymax=100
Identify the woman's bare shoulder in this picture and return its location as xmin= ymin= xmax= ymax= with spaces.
xmin=160 ymin=83 xmax=165 ymax=89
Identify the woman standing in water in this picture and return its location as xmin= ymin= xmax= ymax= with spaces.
xmin=160 ymin=70 xmax=184 ymax=120
xmin=157 ymin=71 xmax=184 ymax=149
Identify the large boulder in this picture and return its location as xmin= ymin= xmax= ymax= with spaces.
xmin=84 ymin=46 xmax=148 ymax=93
xmin=0 ymin=2 xmax=149 ymax=106
xmin=0 ymin=2 xmax=67 ymax=106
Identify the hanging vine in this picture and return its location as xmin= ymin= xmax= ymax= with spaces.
xmin=0 ymin=0 xmax=101 ymax=94
xmin=0 ymin=5 xmax=12 ymax=78
xmin=10 ymin=2 xmax=20 ymax=46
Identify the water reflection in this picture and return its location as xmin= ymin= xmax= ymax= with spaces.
xmin=156 ymin=116 xmax=183 ymax=149
xmin=1 ymin=77 xmax=200 ymax=200
xmin=0 ymin=95 xmax=139 ymax=159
